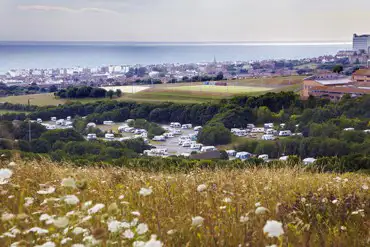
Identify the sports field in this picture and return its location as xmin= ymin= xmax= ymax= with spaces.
xmin=168 ymin=85 xmax=272 ymax=94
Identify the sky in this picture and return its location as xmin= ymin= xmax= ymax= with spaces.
xmin=1 ymin=0 xmax=370 ymax=42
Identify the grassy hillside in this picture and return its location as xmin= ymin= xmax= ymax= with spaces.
xmin=0 ymin=158 xmax=369 ymax=246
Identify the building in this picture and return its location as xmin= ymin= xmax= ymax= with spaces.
xmin=309 ymin=86 xmax=370 ymax=101
xmin=353 ymin=34 xmax=370 ymax=53
xmin=301 ymin=74 xmax=352 ymax=98
xmin=352 ymin=69 xmax=370 ymax=85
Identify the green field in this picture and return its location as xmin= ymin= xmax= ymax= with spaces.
xmin=0 ymin=110 xmax=30 ymax=115
xmin=0 ymin=76 xmax=304 ymax=106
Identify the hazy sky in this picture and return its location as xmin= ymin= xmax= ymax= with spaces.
xmin=1 ymin=0 xmax=369 ymax=42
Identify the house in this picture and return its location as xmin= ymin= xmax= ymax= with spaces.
xmin=308 ymin=86 xmax=370 ymax=101
xmin=352 ymin=69 xmax=370 ymax=86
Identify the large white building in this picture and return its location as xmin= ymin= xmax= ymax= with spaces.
xmin=353 ymin=34 xmax=370 ymax=53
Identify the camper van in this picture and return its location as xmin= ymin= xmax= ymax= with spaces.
xmin=87 ymin=133 xmax=97 ymax=140
xmin=279 ymin=130 xmax=292 ymax=137
xmin=181 ymin=124 xmax=192 ymax=129
xmin=265 ymin=129 xmax=275 ymax=135
xmin=105 ymin=133 xmax=115 ymax=140
xmin=258 ymin=154 xmax=269 ymax=161
xmin=182 ymin=141 xmax=191 ymax=147
xmin=200 ymin=146 xmax=217 ymax=152
xmin=103 ymin=121 xmax=114 ymax=125
xmin=262 ymin=134 xmax=275 ymax=140
xmin=152 ymin=135 xmax=166 ymax=141
xmin=173 ymin=129 xmax=182 ymax=135
xmin=236 ymin=152 xmax=252 ymax=160
xmin=123 ymin=127 xmax=135 ymax=133
xmin=279 ymin=156 xmax=289 ymax=161
xmin=170 ymin=122 xmax=181 ymax=128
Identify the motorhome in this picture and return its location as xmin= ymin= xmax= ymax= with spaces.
xmin=118 ymin=125 xmax=128 ymax=132
xmin=279 ymin=156 xmax=289 ymax=161
xmin=103 ymin=121 xmax=114 ymax=125
xmin=123 ymin=127 xmax=135 ymax=133
xmin=262 ymin=134 xmax=275 ymax=140
xmin=264 ymin=123 xmax=274 ymax=129
xmin=279 ymin=130 xmax=292 ymax=137
xmin=105 ymin=133 xmax=115 ymax=140
xmin=258 ymin=154 xmax=269 ymax=161
xmin=182 ymin=124 xmax=192 ymax=129
xmin=235 ymin=129 xmax=247 ymax=137
xmin=170 ymin=122 xmax=181 ymax=128
xmin=152 ymin=135 xmax=166 ymax=141
xmin=200 ymin=146 xmax=217 ymax=152
xmin=134 ymin=129 xmax=147 ymax=134
xmin=87 ymin=133 xmax=97 ymax=140
xmin=236 ymin=152 xmax=252 ymax=160
xmin=226 ymin=150 xmax=237 ymax=157
xmin=87 ymin=122 xmax=96 ymax=128
xmin=265 ymin=129 xmax=275 ymax=135
xmin=251 ymin=128 xmax=265 ymax=133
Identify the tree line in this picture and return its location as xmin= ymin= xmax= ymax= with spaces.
xmin=55 ymin=86 xmax=123 ymax=99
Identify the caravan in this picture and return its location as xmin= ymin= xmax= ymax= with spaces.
xmin=181 ymin=124 xmax=192 ymax=129
xmin=152 ymin=135 xmax=166 ymax=141
xmin=170 ymin=122 xmax=181 ymax=128
xmin=279 ymin=130 xmax=292 ymax=137
xmin=200 ymin=146 xmax=217 ymax=152
xmin=105 ymin=133 xmax=115 ymax=140
xmin=236 ymin=152 xmax=252 ymax=160
xmin=258 ymin=154 xmax=269 ymax=161
xmin=103 ymin=121 xmax=114 ymax=125
xmin=262 ymin=134 xmax=275 ymax=140
xmin=87 ymin=133 xmax=97 ymax=140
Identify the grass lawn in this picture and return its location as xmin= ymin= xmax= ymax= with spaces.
xmin=167 ymin=85 xmax=272 ymax=94
xmin=0 ymin=110 xmax=30 ymax=115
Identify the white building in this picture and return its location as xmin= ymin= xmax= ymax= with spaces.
xmin=353 ymin=34 xmax=370 ymax=53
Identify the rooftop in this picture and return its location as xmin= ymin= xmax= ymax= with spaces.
xmin=353 ymin=69 xmax=370 ymax=76
xmin=311 ymin=86 xmax=370 ymax=94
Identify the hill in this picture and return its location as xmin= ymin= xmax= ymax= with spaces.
xmin=0 ymin=158 xmax=369 ymax=246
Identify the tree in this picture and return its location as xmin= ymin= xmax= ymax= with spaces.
xmin=197 ymin=123 xmax=231 ymax=146
xmin=106 ymin=90 xmax=114 ymax=99
xmin=49 ymin=85 xmax=58 ymax=93
xmin=116 ymin=89 xmax=122 ymax=98
xmin=332 ymin=65 xmax=343 ymax=74
xmin=215 ymin=72 xmax=224 ymax=80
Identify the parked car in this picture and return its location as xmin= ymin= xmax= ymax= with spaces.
xmin=170 ymin=122 xmax=181 ymax=128
xmin=236 ymin=152 xmax=252 ymax=160
xmin=191 ymin=143 xmax=203 ymax=150
xmin=51 ymin=117 xmax=57 ymax=122
xmin=66 ymin=116 xmax=71 ymax=121
xmin=182 ymin=141 xmax=191 ymax=147
xmin=226 ymin=150 xmax=237 ymax=157
xmin=56 ymin=119 xmax=65 ymax=125
xmin=264 ymin=123 xmax=274 ymax=129
xmin=343 ymin=128 xmax=355 ymax=131
xmin=36 ymin=118 xmax=42 ymax=124
xmin=181 ymin=124 xmax=193 ymax=129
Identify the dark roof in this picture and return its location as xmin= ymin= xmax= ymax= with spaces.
xmin=310 ymin=86 xmax=370 ymax=94
xmin=190 ymin=151 xmax=222 ymax=160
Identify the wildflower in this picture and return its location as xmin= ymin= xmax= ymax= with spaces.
xmin=24 ymin=197 xmax=34 ymax=207
xmin=321 ymin=198 xmax=328 ymax=203
xmin=8 ymin=161 xmax=17 ymax=167
xmin=37 ymin=186 xmax=55 ymax=195
xmin=26 ymin=227 xmax=49 ymax=235
xmin=255 ymin=202 xmax=261 ymax=207
xmin=132 ymin=211 xmax=141 ymax=216
xmin=64 ymin=195 xmax=80 ymax=205
xmin=301 ymin=197 xmax=306 ymax=203
xmin=266 ymin=245 xmax=277 ymax=247
xmin=340 ymin=226 xmax=347 ymax=231
xmin=133 ymin=241 xmax=146 ymax=247
xmin=1 ymin=212 xmax=15 ymax=222
xmin=123 ymin=229 xmax=135 ymax=239
xmin=61 ymin=238 xmax=72 ymax=245
xmin=219 ymin=206 xmax=227 ymax=210
xmin=0 ymin=168 xmax=13 ymax=184
xmin=191 ymin=216 xmax=204 ymax=227
xmin=255 ymin=206 xmax=269 ymax=215
xmin=39 ymin=213 xmax=53 ymax=222
xmin=144 ymin=235 xmax=162 ymax=247
xmin=108 ymin=220 xmax=122 ymax=233
xmin=88 ymin=203 xmax=105 ymax=214
xmin=197 ymin=184 xmax=207 ymax=192
xmin=139 ymin=187 xmax=153 ymax=196
xmin=61 ymin=178 xmax=76 ymax=189
xmin=53 ymin=217 xmax=69 ymax=228
xmin=71 ymin=244 xmax=85 ymax=247
xmin=343 ymin=178 xmax=349 ymax=182
xmin=223 ymin=197 xmax=232 ymax=203
xmin=80 ymin=215 xmax=92 ymax=223
xmin=131 ymin=218 xmax=139 ymax=227
xmin=16 ymin=213 xmax=28 ymax=221
xmin=167 ymin=229 xmax=176 ymax=235
xmin=35 ymin=242 xmax=56 ymax=247
xmin=137 ymin=223 xmax=149 ymax=235
xmin=263 ymin=220 xmax=284 ymax=238
xmin=118 ymin=195 xmax=125 ymax=200
xmin=332 ymin=199 xmax=338 ymax=204
xmin=240 ymin=215 xmax=249 ymax=223
xmin=362 ymin=184 xmax=369 ymax=190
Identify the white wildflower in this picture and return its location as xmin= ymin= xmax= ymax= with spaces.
xmin=144 ymin=235 xmax=162 ymax=247
xmin=61 ymin=178 xmax=76 ymax=189
xmin=139 ymin=187 xmax=152 ymax=196
xmin=88 ymin=203 xmax=105 ymax=214
xmin=131 ymin=218 xmax=139 ymax=227
xmin=321 ymin=198 xmax=328 ymax=203
xmin=66 ymin=211 xmax=75 ymax=217
xmin=219 ymin=206 xmax=227 ymax=210
xmin=123 ymin=229 xmax=135 ymax=239
xmin=39 ymin=214 xmax=53 ymax=222
xmin=255 ymin=206 xmax=269 ymax=215
xmin=263 ymin=220 xmax=284 ymax=238
xmin=240 ymin=215 xmax=249 ymax=223
xmin=35 ymin=241 xmax=56 ymax=247
xmin=191 ymin=216 xmax=204 ymax=227
xmin=301 ymin=197 xmax=306 ymax=203
xmin=108 ymin=220 xmax=122 ymax=233
xmin=80 ymin=215 xmax=92 ymax=223
xmin=61 ymin=237 xmax=72 ymax=245
xmin=266 ymin=245 xmax=277 ymax=247
xmin=64 ymin=195 xmax=80 ymax=205
xmin=26 ymin=227 xmax=49 ymax=235
xmin=1 ymin=212 xmax=15 ymax=222
xmin=72 ymin=244 xmax=85 ymax=247
xmin=197 ymin=184 xmax=207 ymax=192
xmin=255 ymin=202 xmax=261 ymax=207
xmin=332 ymin=199 xmax=338 ymax=204
xmin=72 ymin=227 xmax=86 ymax=235
xmin=362 ymin=184 xmax=369 ymax=190
xmin=131 ymin=211 xmax=141 ymax=216
xmin=118 ymin=195 xmax=125 ymax=200
xmin=223 ymin=197 xmax=232 ymax=203
xmin=82 ymin=201 xmax=93 ymax=209
xmin=167 ymin=229 xmax=176 ymax=235
xmin=137 ymin=223 xmax=149 ymax=235
xmin=340 ymin=226 xmax=347 ymax=231
xmin=8 ymin=162 xmax=17 ymax=167
xmin=37 ymin=186 xmax=55 ymax=195
xmin=24 ymin=197 xmax=34 ymax=207
xmin=133 ymin=241 xmax=146 ymax=247
xmin=0 ymin=168 xmax=13 ymax=184
xmin=53 ymin=217 xmax=69 ymax=228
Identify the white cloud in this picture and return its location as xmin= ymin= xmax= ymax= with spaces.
xmin=17 ymin=5 xmax=119 ymax=14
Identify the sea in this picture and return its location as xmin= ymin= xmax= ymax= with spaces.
xmin=0 ymin=42 xmax=352 ymax=74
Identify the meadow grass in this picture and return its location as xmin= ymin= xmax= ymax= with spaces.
xmin=0 ymin=158 xmax=369 ymax=246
